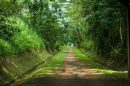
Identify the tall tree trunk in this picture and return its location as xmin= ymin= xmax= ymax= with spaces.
xmin=119 ymin=18 xmax=123 ymax=44
xmin=128 ymin=7 xmax=130 ymax=79
xmin=119 ymin=0 xmax=129 ymax=79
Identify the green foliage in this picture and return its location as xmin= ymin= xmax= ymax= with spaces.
xmin=0 ymin=39 xmax=13 ymax=55
xmin=0 ymin=0 xmax=21 ymax=16
xmin=10 ymin=18 xmax=44 ymax=53
xmin=22 ymin=0 xmax=65 ymax=53
xmin=70 ymin=0 xmax=128 ymax=65
xmin=0 ymin=17 xmax=44 ymax=55
xmin=0 ymin=0 xmax=66 ymax=55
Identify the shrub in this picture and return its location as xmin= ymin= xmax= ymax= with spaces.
xmin=0 ymin=17 xmax=44 ymax=55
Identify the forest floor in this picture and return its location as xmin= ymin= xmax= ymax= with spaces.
xmin=18 ymin=48 xmax=129 ymax=86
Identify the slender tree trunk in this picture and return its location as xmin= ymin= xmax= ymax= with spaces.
xmin=119 ymin=0 xmax=129 ymax=79
xmin=119 ymin=18 xmax=123 ymax=44
xmin=128 ymin=7 xmax=130 ymax=79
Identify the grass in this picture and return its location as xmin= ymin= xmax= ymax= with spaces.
xmin=4 ymin=50 xmax=51 ymax=77
xmin=73 ymin=48 xmax=128 ymax=79
xmin=11 ymin=46 xmax=68 ymax=86
xmin=33 ymin=46 xmax=68 ymax=76
xmin=0 ymin=50 xmax=52 ymax=86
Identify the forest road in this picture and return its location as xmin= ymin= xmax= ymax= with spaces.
xmin=56 ymin=48 xmax=105 ymax=79
xmin=19 ymin=48 xmax=129 ymax=86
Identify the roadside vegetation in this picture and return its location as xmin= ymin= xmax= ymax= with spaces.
xmin=73 ymin=48 xmax=128 ymax=79
xmin=9 ymin=47 xmax=68 ymax=86
xmin=69 ymin=0 xmax=128 ymax=69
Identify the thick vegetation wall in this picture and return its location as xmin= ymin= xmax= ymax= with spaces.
xmin=0 ymin=0 xmax=65 ymax=85
xmin=69 ymin=0 xmax=128 ymax=68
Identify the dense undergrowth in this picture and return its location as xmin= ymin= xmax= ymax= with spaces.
xmin=73 ymin=48 xmax=128 ymax=79
xmin=0 ymin=17 xmax=43 ymax=55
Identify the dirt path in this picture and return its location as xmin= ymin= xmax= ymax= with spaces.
xmin=57 ymin=48 xmax=104 ymax=79
xmin=18 ymin=48 xmax=129 ymax=86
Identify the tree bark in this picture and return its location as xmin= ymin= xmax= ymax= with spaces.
xmin=119 ymin=0 xmax=129 ymax=79
xmin=128 ymin=6 xmax=130 ymax=79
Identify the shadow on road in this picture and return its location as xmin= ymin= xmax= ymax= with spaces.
xmin=18 ymin=76 xmax=130 ymax=86
xmin=17 ymin=49 xmax=129 ymax=86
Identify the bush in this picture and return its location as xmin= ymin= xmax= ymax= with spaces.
xmin=0 ymin=17 xmax=44 ymax=55
xmin=0 ymin=39 xmax=13 ymax=55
